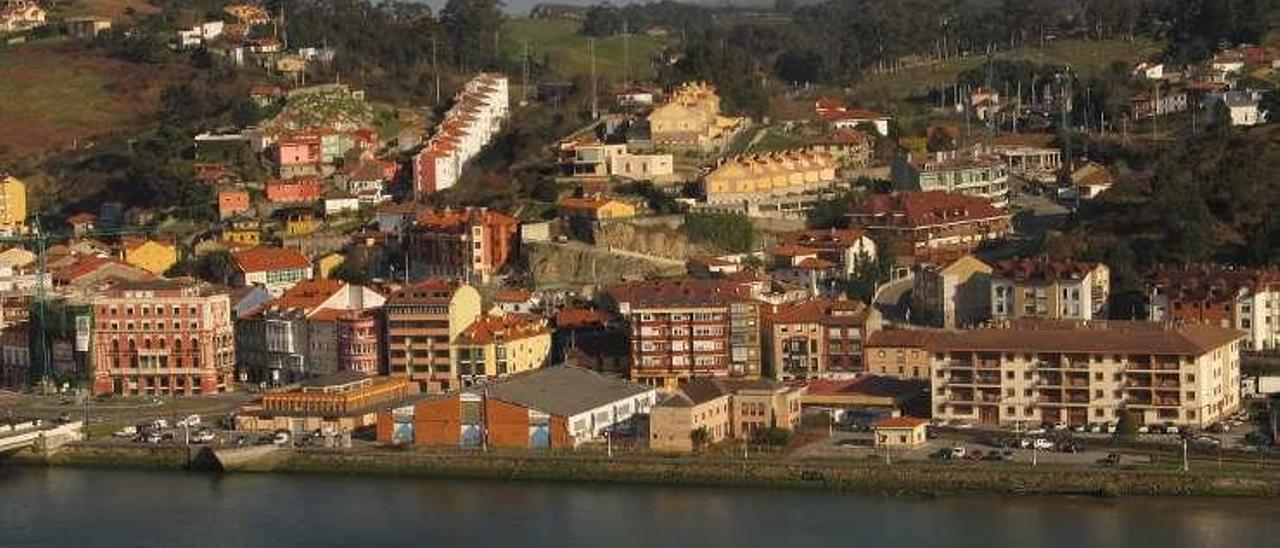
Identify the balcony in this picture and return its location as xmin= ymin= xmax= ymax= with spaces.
xmin=976 ymin=360 xmax=1001 ymax=369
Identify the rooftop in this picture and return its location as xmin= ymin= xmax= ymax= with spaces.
xmin=467 ymin=365 xmax=652 ymax=418
xmin=849 ymin=191 xmax=1007 ymax=229
xmin=233 ymin=246 xmax=311 ymax=273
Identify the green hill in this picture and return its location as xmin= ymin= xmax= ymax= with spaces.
xmin=500 ymin=18 xmax=672 ymax=83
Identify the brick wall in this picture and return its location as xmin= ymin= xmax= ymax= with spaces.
xmin=485 ymin=398 xmax=531 ymax=448
xmin=414 ymin=396 xmax=461 ymax=446
xmin=376 ymin=411 xmax=393 ymax=443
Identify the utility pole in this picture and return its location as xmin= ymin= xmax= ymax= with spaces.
xmin=521 ymin=40 xmax=530 ymax=106
xmin=589 ymin=38 xmax=598 ymax=120
xmin=432 ymin=35 xmax=441 ymax=105
xmin=1182 ymin=437 xmax=1189 ymax=473
xmin=623 ymin=19 xmax=631 ymax=84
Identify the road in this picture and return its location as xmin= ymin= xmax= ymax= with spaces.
xmin=873 ymin=275 xmax=914 ymax=325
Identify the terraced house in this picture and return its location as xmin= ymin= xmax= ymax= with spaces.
xmin=929 ymin=320 xmax=1244 ymax=429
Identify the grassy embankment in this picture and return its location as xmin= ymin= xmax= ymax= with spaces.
xmin=500 ymin=18 xmax=672 ymax=84
xmin=18 ymin=443 xmax=1280 ymax=498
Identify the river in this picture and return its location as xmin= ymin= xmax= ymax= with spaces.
xmin=2 ymin=467 xmax=1278 ymax=547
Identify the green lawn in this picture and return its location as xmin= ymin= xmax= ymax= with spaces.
xmin=853 ymin=38 xmax=1161 ymax=105
xmin=501 ymin=19 xmax=672 ymax=82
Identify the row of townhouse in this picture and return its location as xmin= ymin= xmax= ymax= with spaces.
xmin=413 ymin=73 xmax=510 ymax=195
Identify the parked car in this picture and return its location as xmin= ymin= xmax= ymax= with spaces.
xmin=177 ymin=415 xmax=201 ymax=428
xmin=1208 ymin=422 xmax=1230 ymax=433
xmin=1032 ymin=438 xmax=1055 ymax=451
xmin=1105 ymin=423 xmax=1117 ymax=434
xmin=1088 ymin=423 xmax=1103 ymax=433
xmin=1097 ymin=453 xmax=1121 ymax=466
xmin=113 ymin=426 xmax=138 ymax=438
xmin=949 ymin=446 xmax=967 ymax=459
xmin=273 ymin=431 xmax=291 ymax=445
xmin=1052 ymin=421 xmax=1069 ymax=431
xmin=1192 ymin=435 xmax=1220 ymax=447
xmin=1025 ymin=427 xmax=1047 ymax=436
xmin=152 ymin=418 xmax=169 ymax=430
xmin=55 ymin=412 xmax=72 ymax=424
xmin=255 ymin=434 xmax=276 ymax=445
xmin=1164 ymin=424 xmax=1180 ymax=435
xmin=1059 ymin=441 xmax=1080 ymax=454
xmin=1137 ymin=426 xmax=1150 ymax=434
xmin=191 ymin=430 xmax=216 ymax=444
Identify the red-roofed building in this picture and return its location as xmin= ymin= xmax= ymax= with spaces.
xmin=848 ymin=191 xmax=1011 ymax=259
xmin=604 ymin=278 xmax=764 ymax=388
xmin=406 ymin=207 xmax=519 ymax=283
xmin=873 ymin=416 xmax=928 ymax=447
xmin=219 ymin=190 xmax=252 ymax=219
xmin=275 ymin=133 xmax=323 ymax=178
xmin=451 ymin=312 xmax=552 ymax=386
xmin=814 ymin=97 xmax=891 ymax=136
xmin=383 ymin=278 xmax=484 ymax=392
xmin=493 ymin=289 xmax=537 ymax=315
xmin=762 ymin=297 xmax=882 ymax=381
xmin=231 ymin=246 xmax=313 ymax=297
xmin=52 ymin=256 xmax=155 ymax=288
xmin=990 ymin=256 xmax=1110 ymax=322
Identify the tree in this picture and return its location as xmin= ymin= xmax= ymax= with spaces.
xmin=1116 ymin=411 xmax=1139 ymax=440
xmin=683 ymin=212 xmax=755 ymax=253
xmin=441 ymin=0 xmax=504 ymax=70
xmin=690 ymin=426 xmax=710 ymax=452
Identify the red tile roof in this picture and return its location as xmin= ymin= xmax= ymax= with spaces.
xmin=849 ymin=191 xmax=1007 ymax=229
xmin=555 ymin=308 xmax=608 ymax=329
xmin=607 ymin=278 xmax=757 ymax=308
xmin=233 ymin=246 xmax=311 ymax=273
xmin=455 ymin=313 xmax=549 ymax=345
xmin=386 ymin=278 xmax=462 ymax=304
xmin=875 ymin=416 xmax=928 ymax=429
xmin=991 ymin=256 xmax=1102 ymax=282
xmin=494 ymin=289 xmax=532 ymax=303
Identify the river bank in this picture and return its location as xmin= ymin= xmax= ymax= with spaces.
xmin=7 ymin=442 xmax=1280 ymax=498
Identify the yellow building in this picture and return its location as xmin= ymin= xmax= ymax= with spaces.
xmin=648 ymin=81 xmax=745 ymax=151
xmin=702 ymin=149 xmax=837 ymax=205
xmin=315 ymin=252 xmax=345 ymax=279
xmin=558 ymin=195 xmax=637 ymax=222
xmin=451 ymin=313 xmax=552 ymax=387
xmin=283 ymin=210 xmax=319 ymax=236
xmin=222 ymin=218 xmax=262 ymax=247
xmin=121 ymin=238 xmax=178 ymax=276
xmin=0 ymin=174 xmax=27 ymax=234
xmin=872 ymin=417 xmax=929 ymax=448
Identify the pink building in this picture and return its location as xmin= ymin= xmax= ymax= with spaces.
xmin=276 ymin=133 xmax=323 ymax=174
xmin=90 ymin=280 xmax=236 ymax=396
xmin=265 ymin=178 xmax=324 ymax=204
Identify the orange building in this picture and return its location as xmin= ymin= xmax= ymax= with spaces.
xmin=235 ymin=371 xmax=418 ymax=433
xmin=405 ymin=207 xmax=519 ymax=283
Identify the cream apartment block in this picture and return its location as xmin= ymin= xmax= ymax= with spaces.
xmin=990 ymin=257 xmax=1110 ymax=321
xmin=930 ymin=321 xmax=1244 ymax=429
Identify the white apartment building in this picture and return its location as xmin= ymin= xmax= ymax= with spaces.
xmin=930 ymin=321 xmax=1244 ymax=430
xmin=413 ymin=73 xmax=510 ymax=194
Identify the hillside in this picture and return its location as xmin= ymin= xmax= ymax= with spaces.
xmin=0 ymin=43 xmax=179 ymax=161
xmin=851 ymin=38 xmax=1161 ymax=105
xmin=500 ymin=18 xmax=672 ymax=82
